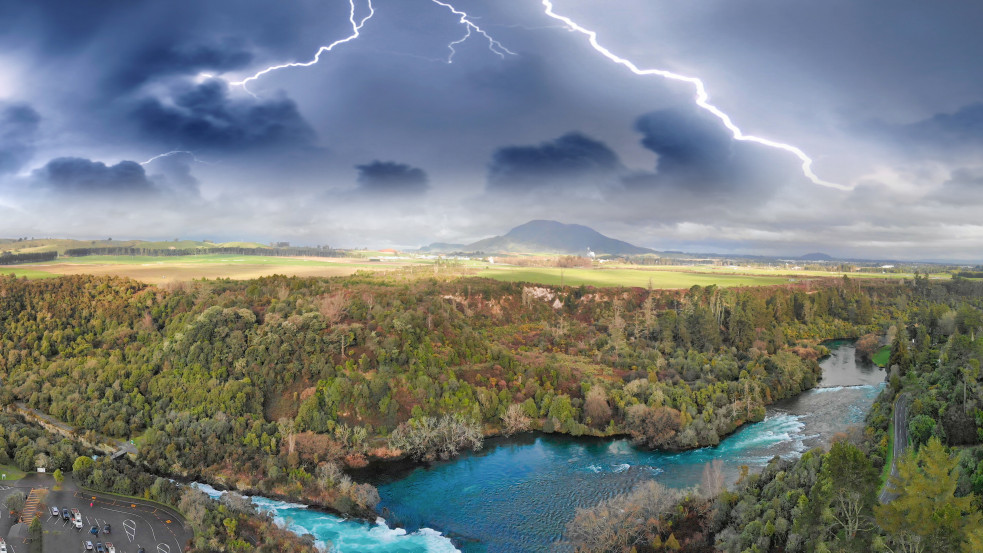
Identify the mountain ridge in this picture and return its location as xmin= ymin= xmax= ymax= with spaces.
xmin=420 ymin=220 xmax=653 ymax=255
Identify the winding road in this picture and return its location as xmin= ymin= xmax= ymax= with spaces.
xmin=879 ymin=392 xmax=910 ymax=504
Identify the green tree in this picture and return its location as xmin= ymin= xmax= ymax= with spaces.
xmin=803 ymin=441 xmax=879 ymax=550
xmin=5 ymin=491 xmax=25 ymax=514
xmin=28 ymin=515 xmax=42 ymax=553
xmin=53 ymin=468 xmax=64 ymax=485
xmin=875 ymin=438 xmax=983 ymax=553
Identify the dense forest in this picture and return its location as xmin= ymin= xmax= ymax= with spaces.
xmin=3 ymin=271 xmax=981 ymax=550
xmin=564 ymin=274 xmax=983 ymax=552
xmin=0 ymin=271 xmax=899 ymax=512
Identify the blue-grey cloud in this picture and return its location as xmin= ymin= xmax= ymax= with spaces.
xmin=486 ymin=132 xmax=622 ymax=191
xmin=32 ymin=157 xmax=156 ymax=196
xmin=356 ymin=161 xmax=429 ymax=195
xmin=0 ymin=103 xmax=41 ymax=175
xmin=109 ymin=39 xmax=254 ymax=94
xmin=883 ymin=103 xmax=983 ymax=152
xmin=633 ymin=108 xmax=733 ymax=182
xmin=624 ymin=107 xmax=797 ymax=199
xmin=131 ymin=79 xmax=316 ymax=153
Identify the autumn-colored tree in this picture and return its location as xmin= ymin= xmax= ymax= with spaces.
xmin=584 ymin=387 xmax=612 ymax=429
xmin=625 ymin=405 xmax=681 ymax=449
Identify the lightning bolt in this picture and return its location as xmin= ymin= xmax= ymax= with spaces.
xmin=140 ymin=151 xmax=209 ymax=166
xmin=431 ymin=1 xmax=516 ymax=63
xmin=541 ymin=0 xmax=848 ymax=191
xmin=230 ymin=0 xmax=375 ymax=94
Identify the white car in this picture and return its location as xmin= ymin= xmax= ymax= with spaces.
xmin=84 ymin=541 xmax=94 ymax=551
xmin=0 ymin=537 xmax=8 ymax=553
xmin=50 ymin=506 xmax=59 ymax=516
xmin=105 ymin=542 xmax=116 ymax=553
xmin=74 ymin=518 xmax=84 ymax=529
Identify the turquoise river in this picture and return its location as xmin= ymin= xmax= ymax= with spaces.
xmin=196 ymin=340 xmax=885 ymax=552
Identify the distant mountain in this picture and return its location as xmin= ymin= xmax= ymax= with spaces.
xmin=423 ymin=220 xmax=654 ymax=256
xmin=797 ymin=252 xmax=835 ymax=261
xmin=417 ymin=242 xmax=466 ymax=253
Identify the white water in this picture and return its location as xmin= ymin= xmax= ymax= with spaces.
xmin=191 ymin=483 xmax=459 ymax=553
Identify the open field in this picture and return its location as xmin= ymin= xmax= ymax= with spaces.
xmin=1 ymin=255 xmax=423 ymax=285
xmin=1 ymin=254 xmax=949 ymax=289
xmin=0 ymin=268 xmax=60 ymax=279
xmin=477 ymin=266 xmax=794 ymax=288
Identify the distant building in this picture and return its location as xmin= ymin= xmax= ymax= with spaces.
xmin=379 ymin=248 xmax=398 ymax=254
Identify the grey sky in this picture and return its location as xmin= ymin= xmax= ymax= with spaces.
xmin=0 ymin=0 xmax=981 ymax=260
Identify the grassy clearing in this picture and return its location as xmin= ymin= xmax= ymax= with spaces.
xmin=478 ymin=266 xmax=792 ymax=289
xmin=0 ymin=268 xmax=59 ymax=279
xmin=872 ymin=346 xmax=891 ymax=367
xmin=0 ymin=463 xmax=26 ymax=481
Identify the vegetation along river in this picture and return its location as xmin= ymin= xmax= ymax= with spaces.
xmin=198 ymin=340 xmax=884 ymax=553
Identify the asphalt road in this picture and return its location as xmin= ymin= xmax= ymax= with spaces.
xmin=0 ymin=475 xmax=191 ymax=553
xmin=879 ymin=392 xmax=910 ymax=504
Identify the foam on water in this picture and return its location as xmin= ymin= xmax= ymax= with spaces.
xmin=191 ymin=483 xmax=460 ymax=553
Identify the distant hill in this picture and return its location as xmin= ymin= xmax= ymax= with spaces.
xmin=423 ymin=220 xmax=654 ymax=256
xmin=797 ymin=252 xmax=835 ymax=261
xmin=417 ymin=242 xmax=467 ymax=253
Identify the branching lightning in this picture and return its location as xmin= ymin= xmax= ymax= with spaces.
xmin=230 ymin=0 xmax=375 ymax=94
xmin=431 ymin=0 xmax=516 ymax=63
xmin=541 ymin=0 xmax=847 ymax=190
xmin=140 ymin=151 xmax=209 ymax=166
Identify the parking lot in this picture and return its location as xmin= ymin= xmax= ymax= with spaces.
xmin=0 ymin=476 xmax=192 ymax=553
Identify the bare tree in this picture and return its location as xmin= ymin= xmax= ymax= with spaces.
xmin=700 ymin=459 xmax=725 ymax=498
xmin=501 ymin=404 xmax=530 ymax=436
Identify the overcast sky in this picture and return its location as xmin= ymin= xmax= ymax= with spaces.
xmin=1 ymin=0 xmax=981 ymax=260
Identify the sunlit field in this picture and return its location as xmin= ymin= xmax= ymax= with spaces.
xmin=1 ymin=254 xmax=947 ymax=289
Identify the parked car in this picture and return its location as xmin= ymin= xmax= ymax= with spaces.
xmin=96 ymin=543 xmax=106 ymax=553
xmin=62 ymin=507 xmax=71 ymax=520
xmin=0 ymin=537 xmax=8 ymax=553
xmin=50 ymin=506 xmax=59 ymax=516
xmin=103 ymin=523 xmax=111 ymax=534
xmin=84 ymin=542 xmax=94 ymax=551
xmin=90 ymin=526 xmax=99 ymax=536
xmin=105 ymin=542 xmax=116 ymax=553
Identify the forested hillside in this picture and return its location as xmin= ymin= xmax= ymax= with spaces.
xmin=0 ymin=272 xmax=906 ymax=516
xmin=564 ymin=274 xmax=983 ymax=552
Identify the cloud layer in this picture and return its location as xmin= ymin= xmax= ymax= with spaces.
xmin=0 ymin=0 xmax=981 ymax=260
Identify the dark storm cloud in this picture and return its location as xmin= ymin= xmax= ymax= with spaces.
xmin=486 ymin=132 xmax=622 ymax=191
xmin=132 ymin=79 xmax=316 ymax=152
xmin=633 ymin=108 xmax=732 ymax=183
xmin=109 ymin=39 xmax=254 ymax=94
xmin=32 ymin=157 xmax=156 ymax=196
xmin=0 ymin=103 xmax=40 ymax=174
xmin=623 ymin=107 xmax=795 ymax=199
xmin=356 ymin=161 xmax=429 ymax=195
